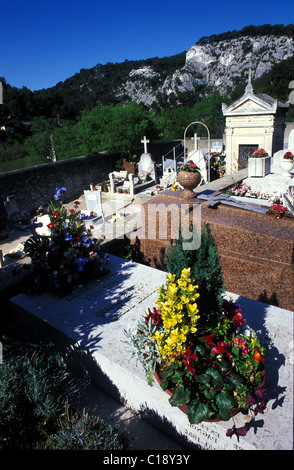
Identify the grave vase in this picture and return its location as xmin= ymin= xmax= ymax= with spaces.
xmin=248 ymin=156 xmax=271 ymax=177
xmin=177 ymin=170 xmax=201 ymax=199
xmin=280 ymin=158 xmax=294 ymax=177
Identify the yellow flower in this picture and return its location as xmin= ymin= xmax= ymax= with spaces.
xmin=186 ymin=303 xmax=198 ymax=315
xmin=181 ymin=268 xmax=191 ymax=279
xmin=168 ymin=283 xmax=178 ymax=296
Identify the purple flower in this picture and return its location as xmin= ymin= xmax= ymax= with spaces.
xmin=246 ymin=394 xmax=256 ymax=406
xmin=53 ymin=186 xmax=66 ymax=200
xmin=76 ymin=257 xmax=88 ymax=271
xmin=82 ymin=236 xmax=94 ymax=247
xmin=30 ymin=220 xmax=43 ymax=239
xmin=64 ymin=231 xmax=73 ymax=242
xmin=255 ymin=388 xmax=267 ymax=399
xmin=254 ymin=400 xmax=267 ymax=415
xmin=226 ymin=425 xmax=248 ymax=441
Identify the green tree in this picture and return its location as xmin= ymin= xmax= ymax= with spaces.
xmin=165 ymin=223 xmax=226 ymax=326
xmin=75 ymin=102 xmax=159 ymax=155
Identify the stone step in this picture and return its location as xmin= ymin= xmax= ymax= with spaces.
xmin=9 ymin=255 xmax=293 ymax=450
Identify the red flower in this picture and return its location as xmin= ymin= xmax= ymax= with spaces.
xmin=211 ymin=341 xmax=233 ymax=358
xmin=89 ymin=225 xmax=95 ymax=230
xmin=233 ymin=310 xmax=246 ymax=327
xmin=69 ymin=209 xmax=75 ymax=214
xmin=271 ymin=204 xmax=287 ymax=214
xmin=182 ymin=347 xmax=197 ymax=376
xmin=204 ymin=333 xmax=216 ymax=346
xmin=145 ymin=307 xmax=162 ymax=326
xmin=53 ymin=211 xmax=60 ymax=217
xmin=74 ymin=201 xmax=80 ymax=205
xmin=47 ymin=222 xmax=55 ymax=229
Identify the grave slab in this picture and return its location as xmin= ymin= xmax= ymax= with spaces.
xmin=9 ymin=255 xmax=293 ymax=450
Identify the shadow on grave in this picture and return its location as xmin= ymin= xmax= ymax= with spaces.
xmin=3 ymin=261 xmax=288 ymax=447
xmin=232 ymin=294 xmax=287 ymax=435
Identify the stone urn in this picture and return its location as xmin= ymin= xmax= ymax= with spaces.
xmin=177 ymin=170 xmax=201 ymax=199
xmin=280 ymin=158 xmax=294 ymax=177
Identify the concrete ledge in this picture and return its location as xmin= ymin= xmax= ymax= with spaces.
xmin=9 ymin=255 xmax=293 ymax=450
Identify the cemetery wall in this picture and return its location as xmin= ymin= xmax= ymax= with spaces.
xmin=0 ymin=152 xmax=118 ymax=213
xmin=0 ymin=141 xmax=181 ymax=216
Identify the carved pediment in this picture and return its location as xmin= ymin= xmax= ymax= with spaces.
xmin=222 ymin=92 xmax=279 ymax=116
xmin=233 ymin=99 xmax=269 ymax=113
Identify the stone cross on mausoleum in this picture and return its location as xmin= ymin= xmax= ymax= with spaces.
xmin=245 ymin=68 xmax=254 ymax=94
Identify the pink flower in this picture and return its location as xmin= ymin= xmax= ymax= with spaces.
xmin=232 ymin=337 xmax=249 ymax=355
xmin=233 ymin=310 xmax=246 ymax=327
xmin=211 ymin=341 xmax=233 ymax=358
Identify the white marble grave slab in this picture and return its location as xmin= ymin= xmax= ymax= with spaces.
xmin=9 ymin=255 xmax=293 ymax=450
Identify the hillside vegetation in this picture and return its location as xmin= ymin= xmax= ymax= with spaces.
xmin=1 ymin=24 xmax=294 ymax=172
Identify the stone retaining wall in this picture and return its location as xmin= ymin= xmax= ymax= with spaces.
xmin=0 ymin=152 xmax=118 ymax=215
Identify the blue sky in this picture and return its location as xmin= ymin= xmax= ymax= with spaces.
xmin=1 ymin=0 xmax=294 ymax=91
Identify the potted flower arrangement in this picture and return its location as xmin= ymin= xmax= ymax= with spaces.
xmin=268 ymin=203 xmax=293 ymax=219
xmin=177 ymin=161 xmax=201 ymax=199
xmin=248 ymin=148 xmax=271 ymax=177
xmin=280 ymin=151 xmax=294 ymax=176
xmin=125 ymin=269 xmax=266 ymax=432
xmin=125 ymin=225 xmax=267 ymax=439
xmin=24 ymin=186 xmax=109 ymax=296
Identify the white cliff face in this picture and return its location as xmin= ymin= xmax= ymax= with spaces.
xmin=180 ymin=35 xmax=294 ymax=94
xmin=114 ymin=35 xmax=294 ymax=106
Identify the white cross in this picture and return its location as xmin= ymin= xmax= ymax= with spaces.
xmin=246 ymin=67 xmax=252 ymax=82
xmin=245 ymin=68 xmax=254 ymax=93
xmin=141 ymin=136 xmax=149 ymax=153
xmin=192 ymin=133 xmax=200 ymax=150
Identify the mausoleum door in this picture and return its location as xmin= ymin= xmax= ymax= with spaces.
xmin=238 ymin=144 xmax=258 ymax=169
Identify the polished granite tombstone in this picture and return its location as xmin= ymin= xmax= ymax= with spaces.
xmin=131 ymin=189 xmax=294 ymax=311
xmin=9 ymin=255 xmax=293 ymax=450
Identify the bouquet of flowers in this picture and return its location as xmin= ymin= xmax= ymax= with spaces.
xmin=24 ymin=186 xmax=108 ymax=296
xmin=251 ymin=148 xmax=268 ymax=158
xmin=125 ymin=267 xmax=266 ymax=438
xmin=180 ymin=161 xmax=200 ymax=172
xmin=283 ymin=151 xmax=294 ymax=160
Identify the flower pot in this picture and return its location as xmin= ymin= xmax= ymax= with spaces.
xmin=177 ymin=170 xmax=201 ymax=199
xmin=248 ymin=156 xmax=271 ymax=177
xmin=280 ymin=158 xmax=294 ymax=177
xmin=153 ymin=369 xmax=239 ymax=422
xmin=154 ymin=368 xmax=265 ymax=424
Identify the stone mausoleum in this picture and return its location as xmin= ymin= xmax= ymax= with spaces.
xmin=222 ymin=70 xmax=289 ymax=174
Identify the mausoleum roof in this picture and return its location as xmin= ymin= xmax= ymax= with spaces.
xmin=222 ymin=90 xmax=289 ymax=116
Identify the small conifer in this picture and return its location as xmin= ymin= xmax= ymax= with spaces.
xmin=165 ymin=223 xmax=225 ymax=326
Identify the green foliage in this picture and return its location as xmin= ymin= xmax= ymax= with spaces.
xmin=197 ymin=24 xmax=294 ymax=45
xmin=124 ymin=309 xmax=162 ymax=384
xmin=75 ymin=102 xmax=160 ymax=155
xmin=44 ymin=408 xmax=126 ymax=450
xmin=0 ymin=341 xmax=64 ymax=448
xmin=0 ymin=339 xmax=128 ymax=450
xmin=165 ymin=223 xmax=226 ymax=325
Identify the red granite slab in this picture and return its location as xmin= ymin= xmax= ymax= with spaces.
xmin=131 ymin=191 xmax=294 ymax=311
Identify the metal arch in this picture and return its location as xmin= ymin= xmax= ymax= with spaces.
xmin=183 ymin=121 xmax=211 ymax=160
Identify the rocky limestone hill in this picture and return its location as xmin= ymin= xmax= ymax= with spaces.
xmin=116 ymin=35 xmax=294 ymax=107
